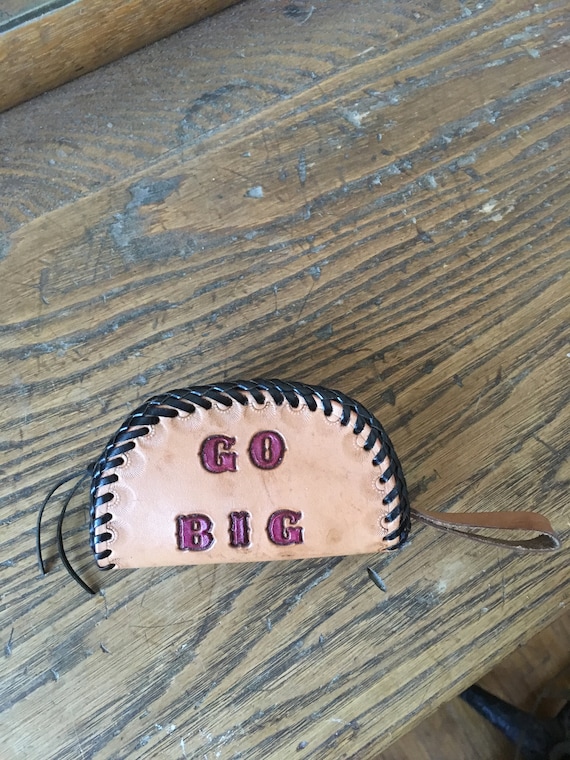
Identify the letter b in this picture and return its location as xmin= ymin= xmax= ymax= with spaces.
xmin=178 ymin=514 xmax=215 ymax=551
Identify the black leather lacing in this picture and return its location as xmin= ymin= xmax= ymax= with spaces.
xmin=36 ymin=468 xmax=96 ymax=594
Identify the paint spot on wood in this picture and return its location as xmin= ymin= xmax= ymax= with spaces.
xmin=297 ymin=149 xmax=307 ymax=185
xmin=5 ymin=628 xmax=14 ymax=657
xmin=245 ymin=186 xmax=264 ymax=198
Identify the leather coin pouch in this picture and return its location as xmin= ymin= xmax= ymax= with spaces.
xmin=36 ymin=380 xmax=561 ymax=594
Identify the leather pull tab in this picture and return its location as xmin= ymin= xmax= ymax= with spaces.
xmin=410 ymin=507 xmax=561 ymax=552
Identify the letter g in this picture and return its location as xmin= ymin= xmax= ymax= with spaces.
xmin=200 ymin=435 xmax=237 ymax=473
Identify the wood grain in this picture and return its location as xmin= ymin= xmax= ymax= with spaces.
xmin=0 ymin=0 xmax=568 ymax=758
xmin=0 ymin=0 xmax=242 ymax=113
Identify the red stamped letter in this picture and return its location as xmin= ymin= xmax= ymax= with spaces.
xmin=200 ymin=435 xmax=237 ymax=473
xmin=267 ymin=510 xmax=303 ymax=545
xmin=249 ymin=431 xmax=286 ymax=470
xmin=177 ymin=514 xmax=215 ymax=551
xmin=229 ymin=511 xmax=251 ymax=547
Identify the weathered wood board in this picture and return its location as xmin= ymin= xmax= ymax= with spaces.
xmin=0 ymin=0 xmax=242 ymax=113
xmin=0 ymin=0 xmax=568 ymax=758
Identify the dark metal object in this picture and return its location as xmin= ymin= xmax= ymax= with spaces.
xmin=367 ymin=566 xmax=387 ymax=592
xmin=461 ymin=684 xmax=570 ymax=760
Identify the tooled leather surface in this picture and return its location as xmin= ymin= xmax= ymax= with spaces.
xmin=92 ymin=386 xmax=407 ymax=569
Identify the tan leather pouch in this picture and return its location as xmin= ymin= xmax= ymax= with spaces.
xmin=90 ymin=380 xmax=410 ymax=570
xmin=90 ymin=380 xmax=560 ymax=571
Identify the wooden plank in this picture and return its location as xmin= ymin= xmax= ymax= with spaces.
xmin=0 ymin=0 xmax=568 ymax=758
xmin=0 ymin=0 xmax=242 ymax=113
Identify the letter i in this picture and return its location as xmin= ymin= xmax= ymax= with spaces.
xmin=229 ymin=511 xmax=251 ymax=547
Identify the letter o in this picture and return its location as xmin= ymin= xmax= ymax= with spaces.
xmin=249 ymin=430 xmax=286 ymax=470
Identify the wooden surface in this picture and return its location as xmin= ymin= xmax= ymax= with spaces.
xmin=1 ymin=0 xmax=568 ymax=758
xmin=380 ymin=610 xmax=570 ymax=759
xmin=0 ymin=0 xmax=242 ymax=113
